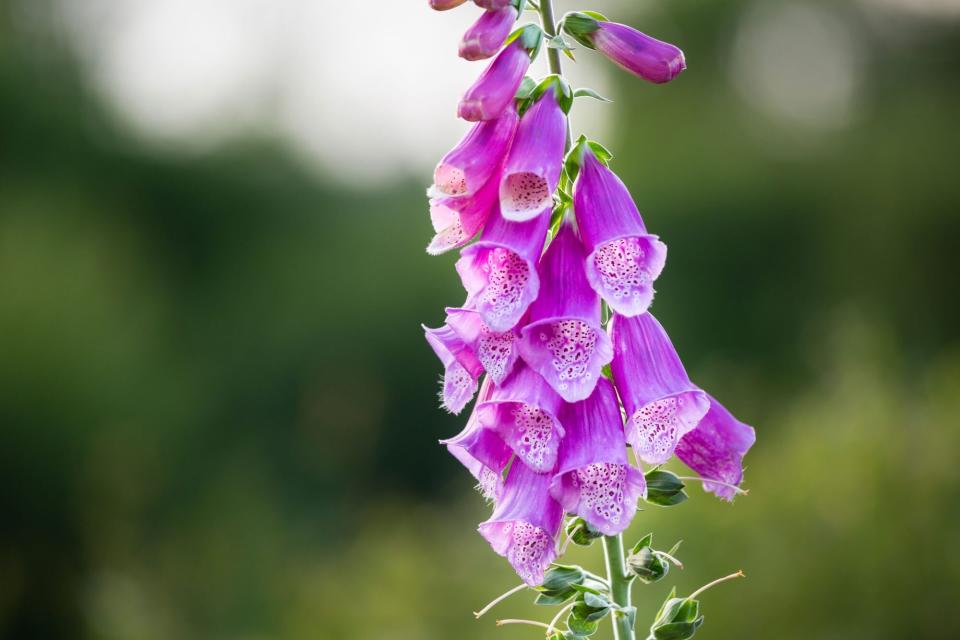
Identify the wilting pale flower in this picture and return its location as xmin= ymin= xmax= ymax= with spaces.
xmin=609 ymin=312 xmax=710 ymax=465
xmin=563 ymin=13 xmax=686 ymax=84
xmin=550 ymin=378 xmax=646 ymax=536
xmin=676 ymin=395 xmax=756 ymax=501
xmin=459 ymin=39 xmax=532 ymax=121
xmin=573 ymin=146 xmax=667 ymax=316
xmin=427 ymin=171 xmax=499 ymax=255
xmin=478 ymin=458 xmax=564 ymax=586
xmin=442 ymin=378 xmax=513 ymax=502
xmin=432 ymin=104 xmax=518 ymax=198
xmin=423 ymin=322 xmax=485 ymax=414
xmin=445 ymin=307 xmax=520 ymax=385
xmin=477 ymin=364 xmax=564 ymax=473
xmin=430 ymin=0 xmax=468 ymax=10
xmin=518 ymin=220 xmax=613 ymax=403
xmin=460 ymin=5 xmax=518 ymax=61
xmin=499 ymin=89 xmax=567 ymax=221
xmin=456 ymin=205 xmax=550 ymax=332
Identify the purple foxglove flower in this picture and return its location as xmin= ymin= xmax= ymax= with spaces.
xmin=473 ymin=0 xmax=513 ymax=9
xmin=442 ymin=378 xmax=513 ymax=502
xmin=458 ymin=39 xmax=531 ymax=122
xmin=550 ymin=378 xmax=647 ymax=536
xmin=517 ymin=220 xmax=613 ymax=403
xmin=478 ymin=459 xmax=563 ymax=586
xmin=424 ymin=322 xmax=485 ymax=414
xmin=675 ymin=395 xmax=755 ymax=502
xmin=432 ymin=105 xmax=518 ymax=198
xmin=593 ymin=23 xmax=686 ymax=84
xmin=499 ymin=89 xmax=567 ymax=221
xmin=460 ymin=6 xmax=518 ymax=61
xmin=430 ymin=0 xmax=468 ymax=10
xmin=427 ymin=177 xmax=497 ymax=255
xmin=573 ymin=147 xmax=667 ymax=316
xmin=445 ymin=306 xmax=520 ymax=385
xmin=476 ymin=364 xmax=564 ymax=473
xmin=563 ymin=14 xmax=685 ymax=84
xmin=609 ymin=312 xmax=710 ymax=465
xmin=455 ymin=205 xmax=550 ymax=332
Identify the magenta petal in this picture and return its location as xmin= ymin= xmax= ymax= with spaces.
xmin=593 ymin=22 xmax=686 ymax=84
xmin=574 ymin=150 xmax=667 ymax=316
xmin=675 ymin=395 xmax=756 ymax=501
xmin=549 ymin=378 xmax=646 ymax=536
xmin=427 ymin=168 xmax=502 ymax=255
xmin=460 ymin=6 xmax=518 ymax=61
xmin=610 ymin=312 xmax=709 ymax=464
xmin=430 ymin=0 xmax=468 ymax=10
xmin=456 ymin=206 xmax=549 ymax=332
xmin=433 ymin=105 xmax=518 ymax=197
xmin=499 ymin=90 xmax=567 ymax=221
xmin=446 ymin=307 xmax=520 ymax=385
xmin=477 ymin=364 xmax=564 ymax=473
xmin=458 ymin=40 xmax=531 ymax=122
xmin=518 ymin=221 xmax=613 ymax=402
xmin=478 ymin=460 xmax=563 ymax=586
xmin=442 ymin=378 xmax=513 ymax=501
xmin=424 ymin=323 xmax=484 ymax=414
xmin=473 ymin=0 xmax=512 ymax=9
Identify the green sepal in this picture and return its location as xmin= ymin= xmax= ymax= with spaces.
xmin=631 ymin=532 xmax=654 ymax=554
xmin=512 ymin=0 xmax=528 ymax=12
xmin=573 ymin=87 xmax=612 ymax=102
xmin=515 ymin=76 xmax=537 ymax=101
xmin=505 ymin=23 xmax=545 ymax=59
xmin=531 ymin=74 xmax=574 ymax=114
xmin=535 ymin=564 xmax=586 ymax=605
xmin=565 ymin=516 xmax=603 ymax=546
xmin=644 ymin=469 xmax=689 ymax=507
xmin=563 ymin=136 xmax=613 ymax=185
xmin=627 ymin=546 xmax=669 ymax=584
xmin=648 ymin=592 xmax=704 ymax=640
xmin=560 ymin=11 xmax=605 ymax=49
xmin=567 ymin=613 xmax=601 ymax=637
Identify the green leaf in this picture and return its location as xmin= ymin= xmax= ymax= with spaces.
xmin=573 ymin=87 xmax=612 ymax=102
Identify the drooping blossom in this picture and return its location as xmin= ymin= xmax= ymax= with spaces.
xmin=426 ymin=171 xmax=499 ymax=255
xmin=550 ymin=378 xmax=646 ymax=536
xmin=609 ymin=312 xmax=710 ymax=465
xmin=432 ymin=104 xmax=518 ymax=198
xmin=442 ymin=378 xmax=513 ymax=502
xmin=445 ymin=307 xmax=520 ymax=384
xmin=676 ymin=395 xmax=755 ymax=501
xmin=460 ymin=5 xmax=518 ymax=61
xmin=459 ymin=38 xmax=532 ymax=122
xmin=478 ymin=459 xmax=563 ymax=586
xmin=518 ymin=219 xmax=613 ymax=403
xmin=476 ymin=364 xmax=564 ymax=473
xmin=430 ymin=0 xmax=468 ymax=10
xmin=563 ymin=13 xmax=686 ymax=84
xmin=573 ymin=146 xmax=667 ymax=316
xmin=423 ymin=322 xmax=485 ymax=414
xmin=499 ymin=89 xmax=567 ymax=221
xmin=456 ymin=205 xmax=549 ymax=332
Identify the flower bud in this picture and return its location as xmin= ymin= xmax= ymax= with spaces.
xmin=562 ymin=13 xmax=685 ymax=84
xmin=460 ymin=6 xmax=519 ymax=61
xmin=647 ymin=590 xmax=703 ymax=640
xmin=474 ymin=0 xmax=513 ymax=8
xmin=565 ymin=516 xmax=603 ymax=547
xmin=430 ymin=0 xmax=468 ymax=10
xmin=458 ymin=29 xmax=539 ymax=121
xmin=627 ymin=546 xmax=669 ymax=584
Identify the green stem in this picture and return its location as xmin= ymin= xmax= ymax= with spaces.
xmin=537 ymin=0 xmax=573 ymax=151
xmin=603 ymin=534 xmax=636 ymax=640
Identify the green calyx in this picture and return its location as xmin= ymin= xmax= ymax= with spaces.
xmin=644 ymin=469 xmax=689 ymax=507
xmin=532 ymin=74 xmax=574 ymax=114
xmin=561 ymin=11 xmax=606 ymax=49
xmin=563 ymin=135 xmax=613 ymax=185
xmin=505 ymin=23 xmax=545 ymax=59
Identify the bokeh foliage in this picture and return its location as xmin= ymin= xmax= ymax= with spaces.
xmin=1 ymin=1 xmax=958 ymax=639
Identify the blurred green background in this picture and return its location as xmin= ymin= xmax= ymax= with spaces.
xmin=2 ymin=0 xmax=959 ymax=638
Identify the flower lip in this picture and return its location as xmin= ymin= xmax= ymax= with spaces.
xmin=626 ymin=389 xmax=710 ymax=465
xmin=584 ymin=234 xmax=667 ymax=317
xmin=423 ymin=323 xmax=484 ymax=414
xmin=518 ymin=315 xmax=613 ymax=403
xmin=445 ymin=306 xmax=520 ymax=385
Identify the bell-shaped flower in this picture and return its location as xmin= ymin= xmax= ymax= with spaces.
xmin=550 ymin=378 xmax=646 ymax=536
xmin=442 ymin=378 xmax=513 ymax=502
xmin=499 ymin=89 xmax=567 ymax=221
xmin=675 ymin=395 xmax=756 ymax=501
xmin=478 ymin=459 xmax=564 ymax=586
xmin=563 ymin=13 xmax=685 ymax=84
xmin=609 ymin=312 xmax=710 ymax=465
xmin=476 ymin=364 xmax=564 ymax=473
xmin=458 ymin=39 xmax=531 ymax=122
xmin=456 ymin=205 xmax=549 ymax=332
xmin=427 ymin=175 xmax=498 ymax=255
xmin=430 ymin=0 xmax=468 ymax=10
xmin=518 ymin=220 xmax=613 ymax=403
xmin=573 ymin=146 xmax=667 ymax=316
xmin=432 ymin=105 xmax=518 ymax=198
xmin=423 ymin=322 xmax=485 ymax=414
xmin=460 ymin=5 xmax=518 ymax=61
xmin=446 ymin=307 xmax=520 ymax=385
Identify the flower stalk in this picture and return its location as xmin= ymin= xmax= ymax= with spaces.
xmin=603 ymin=533 xmax=636 ymax=640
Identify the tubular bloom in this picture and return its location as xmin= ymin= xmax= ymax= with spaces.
xmin=518 ymin=220 xmax=612 ymax=403
xmin=424 ymin=4 xmax=755 ymax=627
xmin=460 ymin=5 xmax=519 ymax=61
xmin=573 ymin=147 xmax=667 ymax=316
xmin=458 ymin=39 xmax=532 ymax=122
